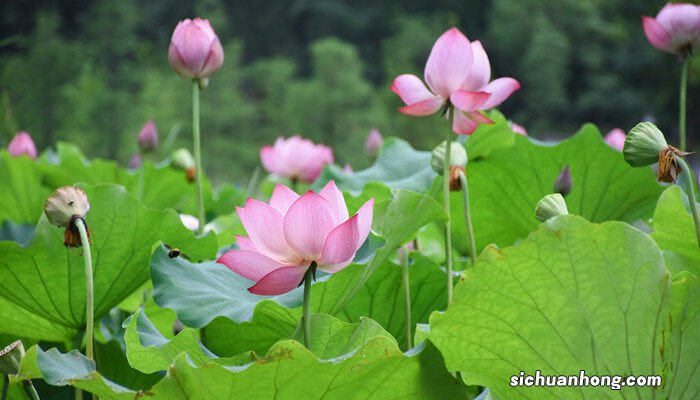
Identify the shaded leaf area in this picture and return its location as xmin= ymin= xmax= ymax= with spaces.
xmin=15 ymin=314 xmax=465 ymax=399
xmin=651 ymin=186 xmax=700 ymax=276
xmin=430 ymin=215 xmax=699 ymax=399
xmin=444 ymin=125 xmax=664 ymax=256
xmin=0 ymin=184 xmax=217 ymax=342
xmin=0 ymin=152 xmax=50 ymax=224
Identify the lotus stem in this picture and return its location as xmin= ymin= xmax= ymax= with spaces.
xmin=2 ymin=375 xmax=8 ymax=400
xmin=458 ymin=170 xmax=477 ymax=266
xmin=302 ymin=263 xmax=315 ymax=349
xmin=676 ymin=157 xmax=700 ymax=247
xmin=22 ymin=380 xmax=40 ymax=400
xmin=192 ymin=81 xmax=205 ymax=235
xmin=401 ymin=245 xmax=413 ymax=349
xmin=246 ymin=166 xmax=261 ymax=198
xmin=443 ymin=126 xmax=454 ymax=306
xmin=679 ymin=57 xmax=688 ymax=152
xmin=74 ymin=219 xmax=94 ymax=361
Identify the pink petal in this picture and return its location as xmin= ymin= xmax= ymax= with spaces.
xmin=452 ymin=110 xmax=478 ymax=135
xmin=269 ymin=184 xmax=300 ymax=214
xmin=450 ymin=90 xmax=490 ymax=112
xmin=175 ymin=23 xmax=212 ymax=76
xmin=642 ymin=16 xmax=672 ymax=52
xmin=260 ymin=146 xmax=278 ymax=174
xmin=318 ymin=214 xmax=360 ymax=269
xmin=604 ymin=128 xmax=626 ymax=151
xmin=461 ymin=40 xmax=491 ymax=91
xmin=391 ymin=74 xmax=440 ymax=105
xmin=217 ymin=250 xmax=286 ymax=281
xmin=355 ymin=198 xmax=374 ymax=251
xmin=319 ymin=180 xmax=349 ymax=224
xmin=480 ymin=78 xmax=521 ymax=109
xmin=248 ymin=266 xmax=309 ymax=296
xmin=235 ymin=236 xmax=258 ymax=252
xmin=465 ymin=111 xmax=494 ymax=125
xmin=424 ymin=28 xmax=473 ymax=97
xmin=199 ymin=37 xmax=224 ymax=78
xmin=656 ymin=4 xmax=700 ymax=43
xmin=398 ymin=97 xmax=445 ymax=117
xmin=283 ymin=192 xmax=337 ymax=261
xmin=237 ymin=200 xmax=298 ymax=263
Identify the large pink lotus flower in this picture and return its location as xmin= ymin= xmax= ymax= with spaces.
xmin=391 ymin=27 xmax=520 ymax=135
xmin=260 ymin=136 xmax=334 ymax=183
xmin=604 ymin=128 xmax=626 ymax=151
xmin=138 ymin=120 xmax=159 ymax=152
xmin=643 ymin=3 xmax=700 ymax=56
xmin=168 ymin=18 xmax=224 ymax=80
xmin=7 ymin=131 xmax=37 ymax=159
xmin=218 ymin=181 xmax=373 ymax=295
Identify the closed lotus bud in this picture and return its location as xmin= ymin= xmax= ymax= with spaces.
xmin=171 ymin=148 xmax=196 ymax=182
xmin=0 ymin=340 xmax=25 ymax=375
xmin=168 ymin=18 xmax=224 ymax=82
xmin=7 ymin=131 xmax=38 ymax=160
xmin=535 ymin=194 xmax=569 ymax=222
xmin=553 ymin=165 xmax=573 ymax=197
xmin=138 ymin=120 xmax=159 ymax=153
xmin=623 ymin=122 xmax=668 ymax=167
xmin=44 ymin=186 xmax=91 ymax=247
xmin=364 ymin=128 xmax=384 ymax=157
xmin=128 ymin=153 xmax=142 ymax=169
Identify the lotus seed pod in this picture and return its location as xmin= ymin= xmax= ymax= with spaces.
xmin=44 ymin=186 xmax=90 ymax=228
xmin=623 ymin=122 xmax=668 ymax=167
xmin=0 ymin=340 xmax=25 ymax=375
xmin=171 ymin=148 xmax=195 ymax=170
xmin=535 ymin=193 xmax=569 ymax=222
xmin=431 ymin=141 xmax=468 ymax=175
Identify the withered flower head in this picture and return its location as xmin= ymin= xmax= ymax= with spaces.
xmin=432 ymin=140 xmax=468 ymax=191
xmin=449 ymin=165 xmax=466 ymax=191
xmin=44 ymin=186 xmax=91 ymax=247
xmin=657 ymin=145 xmax=692 ymax=183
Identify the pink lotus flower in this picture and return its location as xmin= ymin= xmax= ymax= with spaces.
xmin=604 ymin=128 xmax=626 ymax=151
xmin=260 ymin=136 xmax=334 ymax=183
xmin=509 ymin=121 xmax=528 ymax=136
xmin=391 ymin=27 xmax=520 ymax=135
xmin=7 ymin=132 xmax=37 ymax=159
xmin=138 ymin=120 xmax=159 ymax=152
xmin=364 ymin=128 xmax=384 ymax=156
xmin=168 ymin=18 xmax=224 ymax=80
xmin=643 ymin=3 xmax=700 ymax=56
xmin=218 ymin=181 xmax=373 ymax=295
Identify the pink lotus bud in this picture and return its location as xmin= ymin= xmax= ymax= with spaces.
xmin=364 ymin=128 xmax=384 ymax=156
xmin=390 ymin=28 xmax=520 ymax=135
xmin=7 ymin=131 xmax=37 ymax=160
xmin=168 ymin=18 xmax=224 ymax=80
xmin=128 ymin=154 xmax=142 ymax=169
xmin=179 ymin=214 xmax=199 ymax=231
xmin=217 ymin=181 xmax=373 ymax=295
xmin=343 ymin=164 xmax=353 ymax=174
xmin=604 ymin=128 xmax=626 ymax=151
xmin=138 ymin=120 xmax=159 ymax=153
xmin=260 ymin=135 xmax=334 ymax=184
xmin=642 ymin=3 xmax=700 ymax=56
xmin=509 ymin=121 xmax=528 ymax=136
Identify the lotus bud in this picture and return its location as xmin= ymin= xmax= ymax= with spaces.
xmin=553 ymin=165 xmax=573 ymax=197
xmin=535 ymin=194 xmax=569 ymax=222
xmin=138 ymin=120 xmax=159 ymax=153
xmin=172 ymin=148 xmax=196 ymax=183
xmin=432 ymin=141 xmax=468 ymax=191
xmin=128 ymin=153 xmax=142 ymax=169
xmin=7 ymin=131 xmax=38 ymax=160
xmin=44 ymin=186 xmax=91 ymax=247
xmin=168 ymin=18 xmax=224 ymax=83
xmin=623 ymin=122 xmax=691 ymax=183
xmin=343 ymin=164 xmax=353 ymax=174
xmin=0 ymin=340 xmax=24 ymax=375
xmin=364 ymin=128 xmax=384 ymax=157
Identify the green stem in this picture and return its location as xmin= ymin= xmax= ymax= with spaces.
xmin=302 ymin=263 xmax=315 ymax=349
xmin=443 ymin=125 xmax=454 ymax=306
xmin=401 ymin=245 xmax=413 ymax=350
xmin=22 ymin=380 xmax=40 ymax=400
xmin=74 ymin=219 xmax=93 ymax=361
xmin=2 ymin=375 xmax=8 ymax=400
xmin=246 ymin=166 xmax=261 ymax=198
xmin=458 ymin=170 xmax=477 ymax=266
xmin=676 ymin=157 xmax=700 ymax=247
xmin=679 ymin=57 xmax=688 ymax=152
xmin=192 ymin=81 xmax=205 ymax=235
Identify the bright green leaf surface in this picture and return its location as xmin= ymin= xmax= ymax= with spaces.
xmin=651 ymin=186 xmax=700 ymax=275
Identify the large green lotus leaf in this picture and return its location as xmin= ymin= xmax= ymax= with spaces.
xmin=0 ymin=184 xmax=217 ymax=342
xmin=429 ymin=215 xmax=698 ymax=399
xmin=651 ymin=186 xmax=700 ymax=275
xmin=447 ymin=125 xmax=665 ymax=256
xmin=463 ymin=109 xmax=517 ymax=160
xmin=0 ymin=152 xmax=51 ymax=224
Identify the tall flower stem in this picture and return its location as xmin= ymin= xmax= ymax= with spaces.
xmin=458 ymin=170 xmax=477 ymax=266
xmin=443 ymin=125 xmax=454 ymax=306
xmin=74 ymin=218 xmax=93 ymax=361
xmin=192 ymin=81 xmax=205 ymax=235
xmin=676 ymin=156 xmax=700 ymax=247
xmin=401 ymin=246 xmax=413 ymax=350
xmin=302 ymin=263 xmax=316 ymax=349
xmin=22 ymin=381 xmax=40 ymax=400
xmin=679 ymin=57 xmax=688 ymax=152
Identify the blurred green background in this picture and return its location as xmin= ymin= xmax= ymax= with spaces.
xmin=0 ymin=0 xmax=697 ymax=184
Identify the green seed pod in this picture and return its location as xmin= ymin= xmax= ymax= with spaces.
xmin=0 ymin=340 xmax=25 ymax=375
xmin=431 ymin=141 xmax=468 ymax=175
xmin=171 ymin=148 xmax=195 ymax=170
xmin=535 ymin=193 xmax=569 ymax=222
xmin=623 ymin=122 xmax=668 ymax=167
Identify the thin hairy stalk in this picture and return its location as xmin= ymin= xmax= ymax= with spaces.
xmin=458 ymin=170 xmax=477 ymax=266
